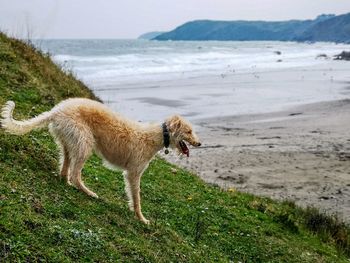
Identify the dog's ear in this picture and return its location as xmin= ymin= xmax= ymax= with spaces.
xmin=167 ymin=115 xmax=182 ymax=132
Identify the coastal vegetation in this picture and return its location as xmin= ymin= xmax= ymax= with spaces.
xmin=0 ymin=32 xmax=349 ymax=262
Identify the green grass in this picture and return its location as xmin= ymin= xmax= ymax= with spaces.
xmin=0 ymin=32 xmax=349 ymax=262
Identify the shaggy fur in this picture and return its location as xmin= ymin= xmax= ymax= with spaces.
xmin=1 ymin=98 xmax=201 ymax=224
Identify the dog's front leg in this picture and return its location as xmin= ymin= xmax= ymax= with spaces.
xmin=124 ymin=171 xmax=149 ymax=224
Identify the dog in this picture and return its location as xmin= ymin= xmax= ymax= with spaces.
xmin=1 ymin=98 xmax=201 ymax=224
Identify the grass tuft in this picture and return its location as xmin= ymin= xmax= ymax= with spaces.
xmin=302 ymin=207 xmax=350 ymax=256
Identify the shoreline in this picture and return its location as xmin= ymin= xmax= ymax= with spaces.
xmin=94 ymin=57 xmax=350 ymax=122
xmin=164 ymin=99 xmax=350 ymax=222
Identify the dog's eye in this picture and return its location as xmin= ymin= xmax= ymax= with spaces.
xmin=187 ymin=130 xmax=192 ymax=134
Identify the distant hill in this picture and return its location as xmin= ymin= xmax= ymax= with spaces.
xmin=138 ymin=31 xmax=164 ymax=40
xmin=295 ymin=13 xmax=350 ymax=43
xmin=153 ymin=13 xmax=350 ymax=43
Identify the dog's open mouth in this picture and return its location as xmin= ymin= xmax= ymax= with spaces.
xmin=179 ymin=140 xmax=189 ymax=157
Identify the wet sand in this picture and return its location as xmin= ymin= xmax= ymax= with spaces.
xmin=164 ymin=99 xmax=350 ymax=221
xmin=102 ymin=62 xmax=350 ymax=122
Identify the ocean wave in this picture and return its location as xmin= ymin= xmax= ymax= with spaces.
xmin=49 ymin=41 xmax=350 ymax=85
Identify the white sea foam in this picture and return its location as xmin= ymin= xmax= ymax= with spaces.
xmin=37 ymin=40 xmax=350 ymax=121
xmin=51 ymin=42 xmax=347 ymax=83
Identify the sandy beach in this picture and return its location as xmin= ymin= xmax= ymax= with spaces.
xmin=135 ymin=61 xmax=350 ymax=222
xmin=103 ymin=57 xmax=350 ymax=222
xmin=165 ymin=98 xmax=350 ymax=221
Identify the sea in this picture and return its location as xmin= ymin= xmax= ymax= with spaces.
xmin=35 ymin=40 xmax=350 ymax=121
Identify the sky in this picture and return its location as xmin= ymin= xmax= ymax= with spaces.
xmin=0 ymin=0 xmax=349 ymax=39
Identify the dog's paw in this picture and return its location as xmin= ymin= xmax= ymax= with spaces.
xmin=90 ymin=192 xmax=99 ymax=199
xmin=85 ymin=191 xmax=99 ymax=198
xmin=142 ymin=218 xmax=150 ymax=225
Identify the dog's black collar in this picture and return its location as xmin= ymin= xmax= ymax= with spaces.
xmin=162 ymin=122 xmax=170 ymax=154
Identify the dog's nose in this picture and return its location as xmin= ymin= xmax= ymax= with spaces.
xmin=197 ymin=142 xmax=201 ymax=147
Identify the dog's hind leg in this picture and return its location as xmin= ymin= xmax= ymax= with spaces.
xmin=123 ymin=171 xmax=134 ymax=211
xmin=125 ymin=171 xmax=149 ymax=224
xmin=69 ymin=143 xmax=98 ymax=198
xmin=49 ymin=124 xmax=71 ymax=184
xmin=60 ymin=145 xmax=71 ymax=185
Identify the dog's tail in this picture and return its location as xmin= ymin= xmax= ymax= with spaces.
xmin=1 ymin=101 xmax=53 ymax=135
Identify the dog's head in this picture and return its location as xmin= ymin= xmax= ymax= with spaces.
xmin=165 ymin=115 xmax=201 ymax=157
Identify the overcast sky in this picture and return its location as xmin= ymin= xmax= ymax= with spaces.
xmin=0 ymin=0 xmax=349 ymax=39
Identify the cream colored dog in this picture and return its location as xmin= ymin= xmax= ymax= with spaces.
xmin=1 ymin=98 xmax=201 ymax=224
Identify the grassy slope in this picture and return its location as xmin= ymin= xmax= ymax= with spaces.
xmin=0 ymin=33 xmax=349 ymax=262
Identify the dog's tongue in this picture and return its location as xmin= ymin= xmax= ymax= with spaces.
xmin=180 ymin=140 xmax=189 ymax=157
xmin=183 ymin=147 xmax=189 ymax=157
